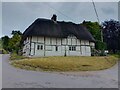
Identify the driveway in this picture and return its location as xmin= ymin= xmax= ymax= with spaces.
xmin=2 ymin=54 xmax=118 ymax=88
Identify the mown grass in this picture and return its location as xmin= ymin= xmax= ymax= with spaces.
xmin=11 ymin=56 xmax=118 ymax=72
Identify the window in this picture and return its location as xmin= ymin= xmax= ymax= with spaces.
xmin=69 ymin=46 xmax=76 ymax=51
xmin=72 ymin=46 xmax=76 ymax=51
xmin=37 ymin=45 xmax=40 ymax=50
xmin=56 ymin=46 xmax=58 ymax=51
xmin=37 ymin=45 xmax=43 ymax=50
xmin=41 ymin=45 xmax=43 ymax=50
xmin=69 ymin=46 xmax=72 ymax=51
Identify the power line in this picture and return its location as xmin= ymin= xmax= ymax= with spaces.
xmin=43 ymin=3 xmax=77 ymax=23
xmin=43 ymin=2 xmax=103 ymax=42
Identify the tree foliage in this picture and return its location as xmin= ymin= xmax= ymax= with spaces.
xmin=11 ymin=30 xmax=22 ymax=35
xmin=102 ymin=19 xmax=120 ymax=53
xmin=1 ymin=36 xmax=10 ymax=51
xmin=1 ymin=30 xmax=22 ymax=54
xmin=82 ymin=21 xmax=101 ymax=41
xmin=82 ymin=21 xmax=106 ymax=50
xmin=8 ymin=33 xmax=22 ymax=53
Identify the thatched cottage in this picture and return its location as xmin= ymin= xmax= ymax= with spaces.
xmin=22 ymin=15 xmax=95 ymax=57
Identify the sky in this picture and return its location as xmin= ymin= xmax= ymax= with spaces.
xmin=1 ymin=1 xmax=119 ymax=37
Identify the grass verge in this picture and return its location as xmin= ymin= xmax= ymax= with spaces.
xmin=11 ymin=56 xmax=118 ymax=72
xmin=10 ymin=53 xmax=27 ymax=60
xmin=111 ymin=54 xmax=120 ymax=59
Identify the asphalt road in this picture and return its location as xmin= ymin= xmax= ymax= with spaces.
xmin=2 ymin=54 xmax=119 ymax=88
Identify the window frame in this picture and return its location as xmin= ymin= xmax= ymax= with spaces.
xmin=37 ymin=45 xmax=40 ymax=50
xmin=37 ymin=45 xmax=43 ymax=50
xmin=40 ymin=45 xmax=43 ymax=50
xmin=69 ymin=46 xmax=76 ymax=51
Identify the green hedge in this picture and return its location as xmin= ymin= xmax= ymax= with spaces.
xmin=95 ymin=41 xmax=107 ymax=50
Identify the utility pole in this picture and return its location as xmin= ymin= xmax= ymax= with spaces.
xmin=92 ymin=0 xmax=103 ymax=42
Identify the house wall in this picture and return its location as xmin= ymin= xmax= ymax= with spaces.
xmin=23 ymin=36 xmax=95 ymax=57
xmin=23 ymin=37 xmax=31 ymax=56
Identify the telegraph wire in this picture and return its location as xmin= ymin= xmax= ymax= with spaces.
xmin=43 ymin=2 xmax=103 ymax=42
xmin=43 ymin=3 xmax=77 ymax=23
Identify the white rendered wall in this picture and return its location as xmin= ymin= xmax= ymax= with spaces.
xmin=23 ymin=37 xmax=30 ymax=56
xmin=23 ymin=36 xmax=94 ymax=57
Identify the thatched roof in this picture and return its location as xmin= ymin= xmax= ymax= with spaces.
xmin=23 ymin=18 xmax=95 ymax=42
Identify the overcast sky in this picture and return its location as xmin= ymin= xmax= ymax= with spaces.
xmin=1 ymin=2 xmax=119 ymax=37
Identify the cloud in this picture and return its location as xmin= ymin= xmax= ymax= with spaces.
xmin=1 ymin=0 xmax=120 ymax=2
xmin=2 ymin=2 xmax=118 ymax=37
xmin=101 ymin=8 xmax=115 ymax=14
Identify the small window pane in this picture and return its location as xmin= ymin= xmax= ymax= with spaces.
xmin=69 ymin=46 xmax=71 ymax=51
xmin=73 ymin=46 xmax=76 ymax=51
xmin=41 ymin=45 xmax=43 ymax=50
xmin=56 ymin=46 xmax=58 ymax=51
xmin=37 ymin=45 xmax=40 ymax=50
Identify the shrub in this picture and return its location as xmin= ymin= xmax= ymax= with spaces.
xmin=95 ymin=41 xmax=107 ymax=50
xmin=0 ymin=49 xmax=8 ymax=54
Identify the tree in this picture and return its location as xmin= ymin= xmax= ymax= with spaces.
xmin=82 ymin=21 xmax=106 ymax=50
xmin=11 ymin=30 xmax=22 ymax=36
xmin=102 ymin=19 xmax=120 ymax=53
xmin=1 ymin=30 xmax=22 ymax=54
xmin=8 ymin=30 xmax=22 ymax=53
xmin=1 ymin=36 xmax=10 ymax=51
xmin=82 ymin=21 xmax=101 ymax=40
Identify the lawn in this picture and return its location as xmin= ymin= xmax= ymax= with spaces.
xmin=11 ymin=56 xmax=118 ymax=72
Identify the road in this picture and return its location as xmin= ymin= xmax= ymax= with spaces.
xmin=2 ymin=54 xmax=118 ymax=88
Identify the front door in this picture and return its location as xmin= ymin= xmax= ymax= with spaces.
xmin=35 ymin=44 xmax=44 ymax=56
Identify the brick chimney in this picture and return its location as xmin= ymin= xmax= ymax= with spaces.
xmin=51 ymin=14 xmax=57 ymax=21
